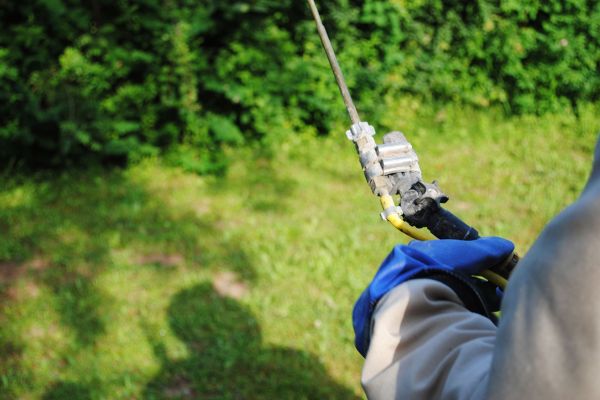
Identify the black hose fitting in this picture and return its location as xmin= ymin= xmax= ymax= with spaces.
xmin=400 ymin=182 xmax=479 ymax=241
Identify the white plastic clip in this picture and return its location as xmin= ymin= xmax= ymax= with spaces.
xmin=346 ymin=122 xmax=376 ymax=141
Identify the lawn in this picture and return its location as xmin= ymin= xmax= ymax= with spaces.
xmin=1 ymin=103 xmax=598 ymax=399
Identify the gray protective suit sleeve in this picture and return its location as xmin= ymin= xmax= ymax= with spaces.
xmin=363 ymin=140 xmax=600 ymax=400
xmin=362 ymin=279 xmax=496 ymax=400
xmin=485 ymin=140 xmax=600 ymax=399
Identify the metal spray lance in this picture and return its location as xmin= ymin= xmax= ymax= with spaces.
xmin=306 ymin=0 xmax=518 ymax=285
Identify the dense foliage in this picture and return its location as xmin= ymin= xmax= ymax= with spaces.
xmin=1 ymin=1 xmax=599 ymax=170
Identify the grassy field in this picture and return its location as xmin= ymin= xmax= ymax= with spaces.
xmin=1 ymin=103 xmax=598 ymax=399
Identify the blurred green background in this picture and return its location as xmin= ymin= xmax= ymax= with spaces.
xmin=1 ymin=1 xmax=599 ymax=399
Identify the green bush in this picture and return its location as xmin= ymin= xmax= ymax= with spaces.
xmin=365 ymin=0 xmax=600 ymax=112
xmin=1 ymin=1 xmax=598 ymax=170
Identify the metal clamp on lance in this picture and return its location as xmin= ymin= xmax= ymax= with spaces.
xmin=376 ymin=131 xmax=422 ymax=196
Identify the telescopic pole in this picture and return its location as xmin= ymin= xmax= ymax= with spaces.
xmin=306 ymin=0 xmax=361 ymax=125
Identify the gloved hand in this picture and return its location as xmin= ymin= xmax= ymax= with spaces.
xmin=353 ymin=237 xmax=514 ymax=356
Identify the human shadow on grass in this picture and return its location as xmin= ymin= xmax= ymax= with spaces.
xmin=143 ymin=283 xmax=359 ymax=400
xmin=0 ymin=168 xmax=256 ymax=394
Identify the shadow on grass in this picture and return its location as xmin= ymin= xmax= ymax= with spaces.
xmin=0 ymin=167 xmax=257 ymax=396
xmin=42 ymin=381 xmax=92 ymax=400
xmin=143 ymin=283 xmax=359 ymax=400
xmin=0 ymin=166 xmax=355 ymax=398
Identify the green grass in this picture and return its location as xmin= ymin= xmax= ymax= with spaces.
xmin=0 ymin=103 xmax=598 ymax=399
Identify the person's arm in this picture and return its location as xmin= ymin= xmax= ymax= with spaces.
xmin=362 ymin=279 xmax=495 ymax=400
xmin=353 ymin=238 xmax=514 ymax=399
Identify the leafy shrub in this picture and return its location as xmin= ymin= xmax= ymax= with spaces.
xmin=0 ymin=1 xmax=598 ymax=170
xmin=363 ymin=0 xmax=600 ymax=113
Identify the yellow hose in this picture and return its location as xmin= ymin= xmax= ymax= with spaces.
xmin=479 ymin=270 xmax=509 ymax=289
xmin=380 ymin=195 xmax=436 ymax=241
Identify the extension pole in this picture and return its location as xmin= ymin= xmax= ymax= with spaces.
xmin=307 ymin=0 xmax=361 ymax=125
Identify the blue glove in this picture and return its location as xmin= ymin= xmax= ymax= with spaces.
xmin=353 ymin=237 xmax=514 ymax=356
